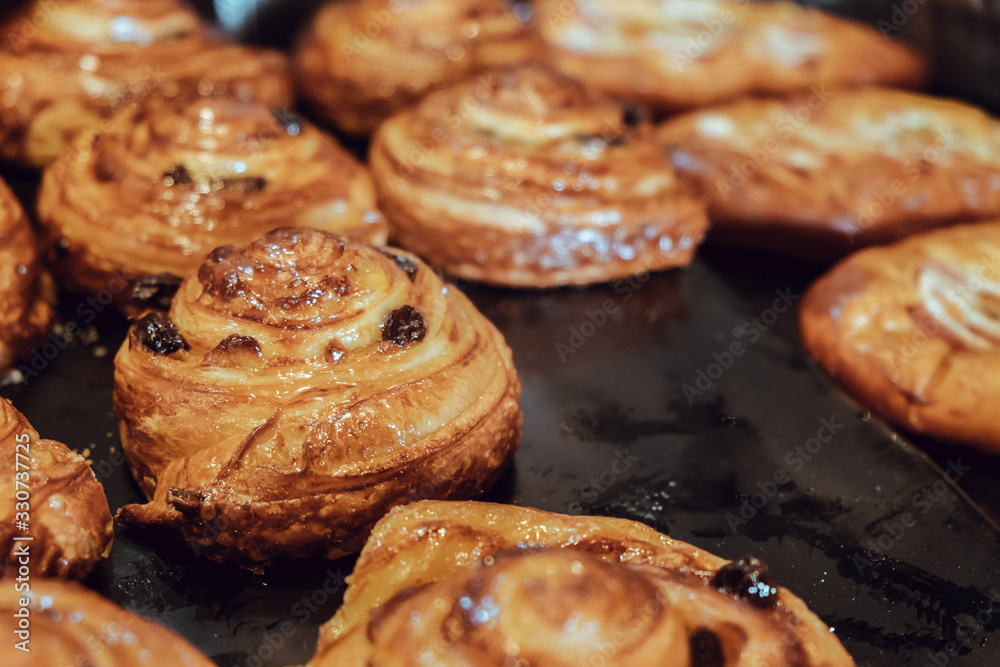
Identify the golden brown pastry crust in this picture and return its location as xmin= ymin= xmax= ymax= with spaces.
xmin=37 ymin=98 xmax=387 ymax=311
xmin=293 ymin=0 xmax=539 ymax=135
xmin=0 ymin=0 xmax=292 ymax=168
xmin=0 ymin=577 xmax=214 ymax=666
xmin=311 ymin=500 xmax=855 ymax=667
xmin=0 ymin=397 xmax=113 ymax=579
xmin=658 ymin=89 xmax=1000 ymax=263
xmin=114 ymin=228 xmax=521 ymax=568
xmin=370 ymin=64 xmax=709 ymax=287
xmin=0 ymin=176 xmax=52 ymax=374
xmin=536 ymin=0 xmax=925 ymax=112
xmin=800 ymin=221 xmax=1000 ymax=455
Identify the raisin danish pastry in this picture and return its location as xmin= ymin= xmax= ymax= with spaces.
xmin=1 ymin=397 xmax=113 ymax=579
xmin=37 ymin=98 xmax=387 ymax=311
xmin=370 ymin=64 xmax=709 ymax=287
xmin=293 ymin=0 xmax=538 ymax=135
xmin=801 ymin=221 xmax=1000 ymax=455
xmin=1 ymin=577 xmax=214 ymax=666
xmin=659 ymin=89 xmax=1000 ymax=263
xmin=0 ymin=0 xmax=292 ymax=168
xmin=0 ymin=176 xmax=52 ymax=375
xmin=114 ymin=228 xmax=521 ymax=567
xmin=536 ymin=0 xmax=924 ymax=112
xmin=310 ymin=500 xmax=854 ymax=667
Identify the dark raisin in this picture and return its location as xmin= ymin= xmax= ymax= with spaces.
xmin=131 ymin=272 xmax=183 ymax=310
xmin=378 ymin=249 xmax=418 ymax=282
xmin=382 ymin=306 xmax=426 ymax=347
xmin=689 ymin=628 xmax=724 ymax=667
xmin=163 ymin=164 xmax=192 ymax=186
xmin=132 ymin=313 xmax=189 ymax=355
xmin=623 ymin=105 xmax=647 ymax=128
xmin=271 ymin=108 xmax=306 ymax=136
xmin=215 ymin=176 xmax=266 ymax=194
xmin=711 ymin=555 xmax=780 ymax=610
xmin=213 ymin=335 xmax=261 ymax=356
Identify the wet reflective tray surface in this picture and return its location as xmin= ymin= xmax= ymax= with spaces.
xmin=3 ymin=240 xmax=1000 ymax=666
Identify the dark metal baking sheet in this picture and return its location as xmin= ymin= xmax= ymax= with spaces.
xmin=3 ymin=238 xmax=1000 ymax=666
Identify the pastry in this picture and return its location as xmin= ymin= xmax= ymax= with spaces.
xmin=0 ymin=176 xmax=53 ymax=375
xmin=0 ymin=0 xmax=292 ymax=168
xmin=535 ymin=0 xmax=925 ymax=112
xmin=800 ymin=221 xmax=1000 ymax=455
xmin=37 ymin=98 xmax=387 ymax=311
xmin=293 ymin=0 xmax=538 ymax=135
xmin=370 ymin=64 xmax=709 ymax=287
xmin=1 ymin=397 xmax=113 ymax=579
xmin=114 ymin=227 xmax=522 ymax=567
xmin=658 ymin=88 xmax=1000 ymax=263
xmin=310 ymin=500 xmax=855 ymax=666
xmin=0 ymin=577 xmax=214 ymax=666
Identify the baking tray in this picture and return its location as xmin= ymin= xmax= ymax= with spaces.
xmin=3 ymin=2 xmax=1000 ymax=663
xmin=2 ymin=209 xmax=1000 ymax=665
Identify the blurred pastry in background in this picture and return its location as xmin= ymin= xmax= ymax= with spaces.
xmin=0 ymin=577 xmax=214 ymax=666
xmin=1 ymin=397 xmax=113 ymax=580
xmin=37 ymin=98 xmax=386 ymax=312
xmin=0 ymin=0 xmax=292 ymax=168
xmin=115 ymin=228 xmax=521 ymax=568
xmin=535 ymin=0 xmax=925 ymax=112
xmin=310 ymin=500 xmax=855 ymax=667
xmin=0 ymin=176 xmax=52 ymax=376
xmin=801 ymin=221 xmax=1000 ymax=456
xmin=370 ymin=64 xmax=709 ymax=287
xmin=293 ymin=0 xmax=539 ymax=135
xmin=658 ymin=89 xmax=1000 ymax=262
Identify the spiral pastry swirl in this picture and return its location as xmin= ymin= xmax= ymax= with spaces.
xmin=114 ymin=228 xmax=521 ymax=567
xmin=311 ymin=501 xmax=854 ymax=667
xmin=0 ymin=0 xmax=292 ymax=168
xmin=800 ymin=221 xmax=1000 ymax=455
xmin=1 ymin=397 xmax=113 ymax=579
xmin=37 ymin=98 xmax=387 ymax=311
xmin=0 ymin=176 xmax=53 ymax=374
xmin=535 ymin=0 xmax=925 ymax=112
xmin=0 ymin=578 xmax=214 ymax=667
xmin=370 ymin=64 xmax=708 ymax=287
xmin=658 ymin=89 xmax=1000 ymax=262
xmin=294 ymin=0 xmax=539 ymax=135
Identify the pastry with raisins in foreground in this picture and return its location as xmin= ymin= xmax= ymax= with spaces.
xmin=115 ymin=228 xmax=521 ymax=568
xmin=309 ymin=500 xmax=854 ymax=666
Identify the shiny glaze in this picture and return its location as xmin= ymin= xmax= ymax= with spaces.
xmin=800 ymin=220 xmax=1000 ymax=454
xmin=311 ymin=500 xmax=855 ymax=667
xmin=536 ymin=0 xmax=925 ymax=111
xmin=370 ymin=64 xmax=708 ymax=287
xmin=114 ymin=228 xmax=522 ymax=567
xmin=658 ymin=89 xmax=1000 ymax=262
xmin=0 ymin=176 xmax=52 ymax=374
xmin=0 ymin=578 xmax=214 ymax=667
xmin=37 ymin=97 xmax=387 ymax=309
xmin=0 ymin=398 xmax=112 ymax=579
xmin=0 ymin=0 xmax=292 ymax=167
xmin=294 ymin=0 xmax=539 ymax=134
